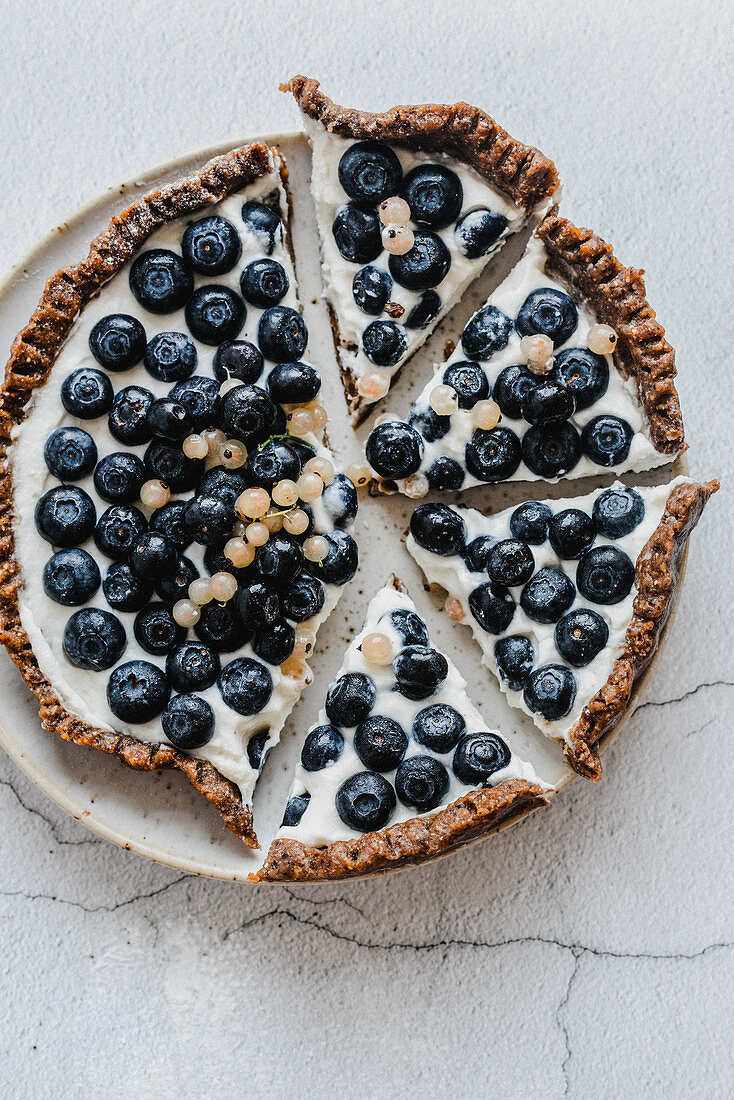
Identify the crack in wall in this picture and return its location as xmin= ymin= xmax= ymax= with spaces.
xmin=0 ymin=776 xmax=100 ymax=846
xmin=635 ymin=679 xmax=734 ymax=713
xmin=556 ymin=949 xmax=583 ymax=1096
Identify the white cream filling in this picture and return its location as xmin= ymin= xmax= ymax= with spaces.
xmin=407 ymin=478 xmax=688 ymax=747
xmin=10 ymin=159 xmax=351 ymax=804
xmin=278 ymin=584 xmax=548 ymax=848
xmin=306 ymin=117 xmax=528 ymax=392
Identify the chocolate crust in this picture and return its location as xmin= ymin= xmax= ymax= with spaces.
xmin=565 ymin=477 xmax=718 ymax=779
xmin=537 ymin=209 xmax=685 ymax=456
xmin=255 ymin=778 xmax=548 ymax=882
xmin=0 ymin=142 xmax=286 ymax=848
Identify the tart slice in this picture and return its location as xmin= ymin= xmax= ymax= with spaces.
xmin=284 ymin=76 xmax=559 ymax=424
xmin=0 ymin=144 xmax=359 ymax=848
xmin=365 ymin=211 xmax=686 ymax=494
xmin=256 ymin=577 xmax=549 ymax=882
xmin=406 ymin=477 xmax=717 ymax=780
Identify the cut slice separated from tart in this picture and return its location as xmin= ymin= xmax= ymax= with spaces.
xmin=283 ymin=75 xmax=560 ymax=425
xmin=406 ymin=477 xmax=717 ymax=780
xmin=255 ymin=577 xmax=550 ymax=882
xmin=365 ymin=211 xmax=686 ymax=495
xmin=0 ymin=143 xmax=360 ymax=848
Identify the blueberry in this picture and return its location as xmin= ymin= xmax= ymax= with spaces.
xmin=134 ymin=602 xmax=185 ymax=656
xmin=353 ymin=265 xmax=393 ymax=315
xmin=493 ymin=364 xmax=537 ymax=418
xmin=246 ymin=440 xmax=301 ymax=491
xmin=362 ymin=320 xmax=408 ymax=367
xmin=255 ymin=534 xmax=303 ymax=588
xmin=442 ymin=360 xmax=490 ymax=409
xmin=400 ymin=164 xmax=462 ymax=228
xmin=553 ymin=347 xmax=609 ymax=409
xmin=335 ymin=771 xmax=396 ymax=832
xmin=393 ymin=645 xmax=448 ymax=701
xmin=494 ymin=635 xmax=535 ymax=690
xmin=282 ymin=793 xmax=310 ymax=827
xmin=412 ymin=703 xmax=465 ymax=753
xmin=129 ymin=531 xmax=178 ymax=579
xmin=212 ymin=340 xmax=264 ymax=385
xmin=468 ymin=582 xmax=515 ymax=634
xmin=301 ymin=724 xmax=344 ymax=771
xmin=461 ymin=305 xmax=513 ymax=361
xmin=63 ymin=608 xmax=126 ymax=671
xmin=389 ymin=231 xmax=451 ymax=291
xmin=94 ymin=504 xmax=147 ymax=561
xmin=181 ymin=215 xmax=241 ymax=275
xmin=462 ymin=535 xmax=498 ymax=573
xmin=44 ymin=427 xmax=97 ymax=481
xmin=155 ymin=555 xmax=198 ymax=604
xmin=144 ymin=397 xmax=190 ymax=442
xmin=408 ymin=406 xmax=450 ymax=442
xmin=380 ymin=608 xmax=429 ymax=647
xmin=520 ymin=566 xmax=575 ymax=623
xmin=218 ymin=656 xmax=272 ymax=715
xmin=406 ymin=290 xmax=441 ymax=330
xmin=168 ymin=375 xmax=220 ymax=432
xmin=162 ymin=694 xmax=215 ymax=750
xmin=43 ymin=548 xmax=100 ymax=606
xmin=108 ymin=385 xmax=154 ymax=445
xmin=581 ymin=415 xmax=634 ymax=467
xmin=395 ymin=755 xmax=450 ymax=812
xmin=144 ymin=439 xmax=203 ymax=493
xmin=241 ymin=200 xmax=281 ymax=254
xmin=576 ymin=546 xmax=635 ymax=605
xmin=203 ymin=543 xmax=252 ymax=585
xmin=93 ymin=452 xmax=146 ymax=504
xmin=548 ymin=509 xmax=595 ymax=559
xmin=107 ymin=660 xmax=170 ymax=723
xmin=325 ymin=672 xmax=375 ymax=727
xmin=219 ymin=384 xmax=278 ymax=441
xmin=338 ymin=140 xmax=403 ymax=203
xmin=455 ymin=208 xmax=507 ymax=258
xmin=257 ymin=306 xmax=308 ymax=362
xmin=185 ymin=285 xmax=246 ymax=345
xmin=89 ymin=314 xmax=146 ymax=372
xmin=102 ymin=562 xmax=153 ymax=612
xmin=195 ymin=603 xmax=251 ymax=652
xmin=253 ymin=618 xmax=295 ymax=665
xmin=509 ymin=501 xmax=552 ymax=545
xmin=426 ymin=457 xmax=464 ymax=491
xmin=521 ymin=379 xmax=576 ymax=426
xmin=144 ymin=331 xmax=197 ymax=382
xmin=555 ymin=608 xmax=609 ymax=668
xmin=129 ymin=249 xmax=193 ymax=314
xmin=183 ymin=494 xmax=233 ymax=546
xmin=247 ymin=731 xmax=270 ymax=771
xmin=592 ymin=486 xmax=645 ymax=539
xmin=332 ymin=204 xmax=382 ymax=264
xmin=281 ymin=575 xmax=326 ymax=622
xmin=521 ymin=422 xmax=581 ymax=479
xmin=516 ymin=288 xmax=578 ymax=347
xmin=266 ymin=361 xmax=321 ymax=404
xmin=409 ymin=503 xmax=466 ymax=555
xmin=453 ymin=732 xmax=511 ymax=786
xmin=465 ymin=426 xmax=522 ymax=482
xmin=196 ymin=468 xmax=250 ymax=510
xmin=166 ymin=642 xmax=220 ymax=692
xmin=240 ymin=259 xmax=289 ymax=307
xmin=61 ymin=367 xmax=113 ymax=419
xmin=237 ymin=581 xmax=281 ymax=629
xmin=319 ymin=473 xmax=358 ymax=529
xmin=486 ymin=539 xmax=535 ymax=587
xmin=35 ymin=486 xmax=96 ymax=546
xmin=305 ymin=530 xmax=358 ymax=585
xmin=354 ymin=715 xmax=408 ymax=772
xmin=149 ymin=501 xmax=193 ymax=550
xmin=523 ymin=664 xmax=577 ymax=721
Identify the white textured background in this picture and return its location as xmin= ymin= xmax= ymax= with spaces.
xmin=1 ymin=1 xmax=733 ymax=1097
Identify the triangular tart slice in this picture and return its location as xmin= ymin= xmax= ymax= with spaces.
xmin=284 ymin=75 xmax=559 ymax=425
xmin=365 ymin=211 xmax=686 ymax=494
xmin=406 ymin=477 xmax=717 ymax=780
xmin=0 ymin=145 xmax=360 ymax=848
xmin=256 ymin=577 xmax=549 ymax=882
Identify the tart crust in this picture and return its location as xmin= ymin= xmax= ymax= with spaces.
xmin=0 ymin=142 xmax=290 ymax=848
xmin=283 ymin=75 xmax=560 ymax=425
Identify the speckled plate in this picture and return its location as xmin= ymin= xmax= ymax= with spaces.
xmin=0 ymin=132 xmax=688 ymax=880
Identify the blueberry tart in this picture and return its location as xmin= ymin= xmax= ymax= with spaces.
xmin=0 ymin=144 xmax=359 ymax=848
xmin=255 ymin=577 xmax=548 ymax=881
xmin=406 ymin=478 xmax=717 ymax=779
xmin=283 ymin=75 xmax=559 ymax=424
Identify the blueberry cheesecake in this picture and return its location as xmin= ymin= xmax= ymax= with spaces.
xmin=0 ymin=144 xmax=359 ymax=847
xmin=406 ymin=478 xmax=717 ymax=780
xmin=256 ymin=578 xmax=549 ymax=881
xmin=365 ymin=211 xmax=686 ymax=495
xmin=283 ymin=76 xmax=559 ymax=425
